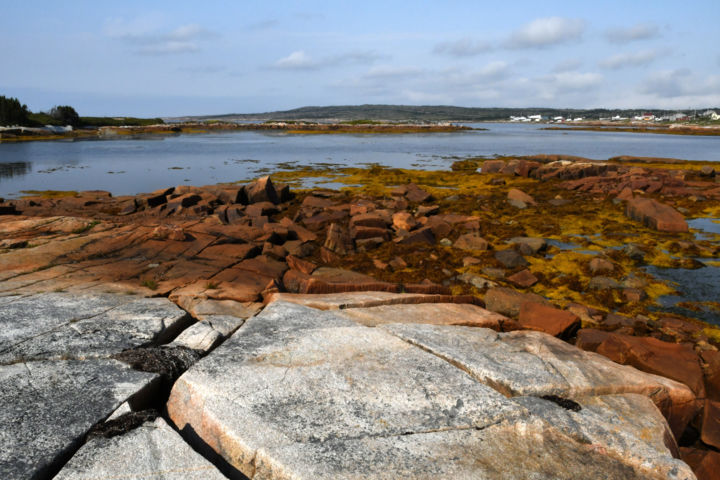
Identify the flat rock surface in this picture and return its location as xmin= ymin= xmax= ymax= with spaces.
xmin=54 ymin=418 xmax=226 ymax=479
xmin=168 ymin=301 xmax=694 ymax=479
xmin=335 ymin=302 xmax=510 ymax=329
xmin=0 ymin=359 xmax=158 ymax=480
xmin=0 ymin=293 xmax=191 ymax=363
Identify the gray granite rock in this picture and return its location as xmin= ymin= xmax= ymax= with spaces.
xmin=170 ymin=322 xmax=223 ymax=352
xmin=0 ymin=359 xmax=158 ymax=480
xmin=0 ymin=293 xmax=191 ymax=363
xmin=54 ymin=418 xmax=226 ymax=480
xmin=168 ymin=302 xmax=695 ymax=479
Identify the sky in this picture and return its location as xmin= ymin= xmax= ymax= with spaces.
xmin=1 ymin=1 xmax=719 ymax=116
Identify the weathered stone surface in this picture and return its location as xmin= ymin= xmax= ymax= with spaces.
xmin=495 ymin=249 xmax=529 ymax=268
xmin=170 ymin=321 xmax=223 ymax=352
xmin=518 ymin=302 xmax=579 ymax=337
xmin=589 ymin=257 xmax=615 ymax=275
xmin=336 ymin=302 xmax=511 ymax=330
xmin=383 ymin=324 xmax=696 ymax=438
xmin=0 ymin=359 xmax=158 ymax=480
xmin=168 ymin=301 xmax=521 ymax=478
xmin=169 ymin=303 xmax=694 ymax=479
xmin=245 ymin=175 xmax=279 ymax=204
xmin=700 ymin=400 xmax=720 ymax=449
xmin=682 ymin=448 xmax=720 ymax=480
xmin=264 ymin=291 xmax=481 ymax=310
xmin=0 ymin=293 xmax=191 ymax=364
xmin=507 ymin=188 xmax=536 ymax=208
xmin=507 ymin=269 xmax=538 ymax=288
xmin=54 ymin=418 xmax=226 ymax=479
xmin=457 ymin=272 xmax=498 ymax=290
xmin=626 ymin=198 xmax=689 ymax=232
xmin=508 ymin=237 xmax=546 ymax=255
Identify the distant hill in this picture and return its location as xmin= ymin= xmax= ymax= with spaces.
xmin=166 ymin=104 xmax=717 ymax=123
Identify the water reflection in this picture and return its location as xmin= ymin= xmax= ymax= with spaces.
xmin=0 ymin=162 xmax=31 ymax=179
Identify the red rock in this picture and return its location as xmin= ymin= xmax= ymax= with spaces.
xmin=349 ymin=203 xmax=370 ymax=216
xmin=507 ymin=188 xmax=536 ymax=207
xmin=507 ymin=269 xmax=538 ymax=288
xmin=150 ymin=225 xmax=186 ymax=241
xmin=462 ymin=256 xmax=481 ymax=266
xmin=350 ymin=213 xmax=388 ymax=229
xmin=593 ymin=333 xmax=705 ymax=397
xmin=226 ymin=206 xmax=247 ymax=225
xmin=324 ymin=223 xmax=353 ymax=255
xmin=622 ymin=288 xmax=646 ymax=303
xmin=392 ymin=212 xmax=417 ymax=231
xmin=167 ymin=193 xmax=201 ymax=211
xmin=320 ymin=246 xmax=340 ymax=263
xmin=403 ymin=282 xmax=451 ymax=295
xmin=234 ymin=255 xmax=288 ymax=281
xmin=481 ymin=160 xmax=505 ymax=173
xmin=301 ymin=210 xmax=348 ymax=229
xmin=301 ymin=196 xmax=336 ymax=209
xmin=700 ymin=350 xmax=720 ymax=401
xmin=246 ymin=202 xmax=278 ymax=217
xmin=625 ymin=197 xmax=689 ymax=232
xmin=282 ymin=269 xmax=313 ymax=293
xmin=245 ymin=175 xmax=279 ymax=204
xmin=284 ymin=240 xmax=315 ymax=258
xmin=197 ymin=243 xmax=259 ymax=260
xmin=286 ymin=254 xmax=317 ymax=275
xmin=575 ymin=329 xmax=613 ymax=352
xmin=518 ymin=302 xmax=579 ymax=337
xmin=404 ymin=184 xmax=432 ymax=203
xmin=416 ymin=205 xmax=439 ymax=216
xmin=388 ymin=256 xmax=407 ymax=270
xmin=588 ymin=257 xmax=614 ymax=275
xmin=372 ymin=259 xmax=388 ymax=270
xmin=454 ymin=233 xmax=489 ymax=251
xmin=351 ymin=225 xmax=389 ymax=240
xmin=395 ymin=226 xmax=435 ymax=245
xmin=681 ymin=447 xmax=720 ymax=480
xmin=484 ymin=287 xmax=548 ymax=318
xmin=701 ymin=400 xmax=720 ymax=449
xmin=423 ymin=217 xmax=452 ymax=238
xmin=261 ymin=242 xmax=287 ymax=259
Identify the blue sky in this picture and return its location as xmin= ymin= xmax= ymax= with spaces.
xmin=2 ymin=1 xmax=719 ymax=116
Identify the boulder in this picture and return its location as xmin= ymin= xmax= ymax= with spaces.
xmin=324 ymin=222 xmax=353 ymax=255
xmin=508 ymin=237 xmax=547 ymax=255
xmin=245 ymin=175 xmax=279 ymax=205
xmin=700 ymin=400 xmax=720 ymax=449
xmin=507 ymin=269 xmax=538 ymax=288
xmin=54 ymin=418 xmax=226 ymax=479
xmin=681 ymin=447 xmax=720 ymax=480
xmin=458 ymin=272 xmax=498 ymax=290
xmin=481 ymin=160 xmax=506 ymax=173
xmin=626 ymin=198 xmax=689 ymax=232
xmin=589 ymin=257 xmax=614 ymax=275
xmin=518 ymin=302 xmax=579 ymax=338
xmin=395 ymin=226 xmax=435 ymax=245
xmin=392 ymin=211 xmax=417 ymax=231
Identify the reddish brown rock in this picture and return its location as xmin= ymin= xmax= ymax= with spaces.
xmin=286 ymin=255 xmax=317 ymax=275
xmin=351 ymin=225 xmax=390 ymax=241
xmin=625 ymin=197 xmax=689 ymax=232
xmin=481 ymin=160 xmax=505 ymax=173
xmin=454 ymin=233 xmax=489 ymax=252
xmin=575 ymin=329 xmax=613 ymax=351
xmin=320 ymin=246 xmax=340 ymax=264
xmin=245 ymin=175 xmax=279 ymax=204
xmin=246 ymin=201 xmax=278 ymax=217
xmin=507 ymin=269 xmax=538 ymax=288
xmin=590 ymin=333 xmax=705 ymax=397
xmin=392 ymin=212 xmax=417 ymax=231
xmin=463 ymin=256 xmax=482 ymax=266
xmin=681 ymin=447 xmax=720 ymax=480
xmin=301 ymin=210 xmax=348 ymax=229
xmin=484 ymin=287 xmax=549 ymax=318
xmin=350 ymin=213 xmax=388 ymax=229
xmin=518 ymin=302 xmax=579 ymax=338
xmin=324 ymin=223 xmax=353 ymax=255
xmin=150 ymin=225 xmax=186 ymax=241
xmin=404 ymin=183 xmax=432 ymax=203
xmin=589 ymin=257 xmax=614 ymax=275
xmin=700 ymin=399 xmax=720 ymax=449
xmin=507 ymin=188 xmax=536 ymax=208
xmin=395 ymin=226 xmax=435 ymax=245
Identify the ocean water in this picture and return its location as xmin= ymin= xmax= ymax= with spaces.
xmin=1 ymin=122 xmax=720 ymax=198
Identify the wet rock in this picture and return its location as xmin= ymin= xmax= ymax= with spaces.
xmin=454 ymin=233 xmax=489 ymax=251
xmin=495 ymin=249 xmax=529 ymax=268
xmin=508 ymin=237 xmax=547 ymax=255
xmin=0 ymin=359 xmax=158 ymax=480
xmin=55 ymin=418 xmax=226 ymax=479
xmin=518 ymin=302 xmax=580 ymax=338
xmin=626 ymin=198 xmax=689 ymax=232
xmin=484 ymin=287 xmax=549 ymax=318
xmin=589 ymin=257 xmax=615 ymax=275
xmin=507 ymin=269 xmax=538 ymax=288
xmin=588 ymin=276 xmax=621 ymax=290
xmin=245 ymin=175 xmax=279 ymax=204
xmin=458 ymin=272 xmax=498 ymax=290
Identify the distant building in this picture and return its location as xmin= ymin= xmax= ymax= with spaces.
xmin=553 ymin=116 xmax=564 ymax=122
xmin=611 ymin=115 xmax=627 ymax=121
xmin=527 ymin=114 xmax=542 ymax=122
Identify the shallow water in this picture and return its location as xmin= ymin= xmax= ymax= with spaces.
xmin=1 ymin=123 xmax=720 ymax=198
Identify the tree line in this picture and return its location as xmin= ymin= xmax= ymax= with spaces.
xmin=0 ymin=95 xmax=163 ymax=128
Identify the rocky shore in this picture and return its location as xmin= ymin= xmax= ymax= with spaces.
xmin=1 ymin=156 xmax=719 ymax=478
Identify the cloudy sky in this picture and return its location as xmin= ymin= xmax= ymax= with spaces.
xmin=2 ymin=1 xmax=719 ymax=116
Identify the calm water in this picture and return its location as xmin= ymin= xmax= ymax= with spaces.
xmin=1 ymin=122 xmax=720 ymax=198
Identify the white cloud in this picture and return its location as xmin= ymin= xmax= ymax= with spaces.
xmin=638 ymin=69 xmax=720 ymax=98
xmin=433 ymin=38 xmax=492 ymax=57
xmin=272 ymin=50 xmax=381 ymax=70
xmin=605 ymin=23 xmax=660 ymax=44
xmin=477 ymin=61 xmax=510 ymax=79
xmin=506 ymin=17 xmax=585 ymax=49
xmin=600 ymin=50 xmax=660 ymax=69
xmin=104 ymin=18 xmax=214 ymax=55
